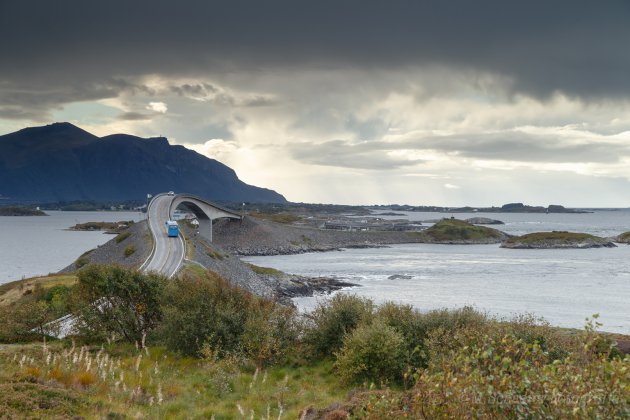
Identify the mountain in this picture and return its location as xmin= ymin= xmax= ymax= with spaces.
xmin=0 ymin=122 xmax=287 ymax=203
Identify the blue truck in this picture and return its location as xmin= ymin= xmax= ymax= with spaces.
xmin=165 ymin=220 xmax=179 ymax=237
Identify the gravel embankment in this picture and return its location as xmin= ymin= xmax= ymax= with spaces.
xmin=59 ymin=220 xmax=153 ymax=272
xmin=183 ymin=224 xmax=357 ymax=302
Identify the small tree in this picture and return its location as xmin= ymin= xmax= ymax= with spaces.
xmin=302 ymin=294 xmax=374 ymax=358
xmin=334 ymin=320 xmax=407 ymax=385
xmin=71 ymin=265 xmax=167 ymax=345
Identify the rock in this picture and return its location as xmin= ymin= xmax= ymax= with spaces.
xmin=465 ymin=217 xmax=504 ymax=225
xmin=501 ymin=231 xmax=617 ymax=249
xmin=616 ymin=232 xmax=630 ymax=244
xmin=387 ymin=274 xmax=413 ymax=280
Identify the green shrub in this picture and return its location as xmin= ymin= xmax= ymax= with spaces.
xmin=159 ymin=270 xmax=299 ymax=365
xmin=115 ymin=231 xmax=131 ymax=243
xmin=240 ymin=300 xmax=300 ymax=366
xmin=334 ymin=321 xmax=407 ymax=385
xmin=412 ymin=326 xmax=630 ymax=418
xmin=303 ymin=294 xmax=374 ymax=358
xmin=43 ymin=285 xmax=73 ymax=316
xmin=354 ymin=318 xmax=630 ymax=418
xmin=75 ymin=256 xmax=90 ymax=268
xmin=123 ymin=245 xmax=135 ymax=257
xmin=71 ymin=265 xmax=167 ymax=344
xmin=375 ymin=304 xmax=487 ymax=368
xmin=0 ymin=299 xmax=59 ymax=342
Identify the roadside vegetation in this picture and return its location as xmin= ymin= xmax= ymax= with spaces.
xmin=0 ymin=265 xmax=628 ymax=418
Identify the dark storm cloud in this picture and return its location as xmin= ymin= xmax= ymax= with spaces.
xmin=1 ymin=0 xmax=629 ymax=119
xmin=118 ymin=112 xmax=152 ymax=121
xmin=290 ymin=131 xmax=629 ymax=169
xmin=415 ymin=132 xmax=629 ymax=163
xmin=170 ymin=83 xmax=277 ymax=107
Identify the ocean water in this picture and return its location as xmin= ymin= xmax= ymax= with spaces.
xmin=0 ymin=211 xmax=144 ymax=284
xmin=245 ymin=210 xmax=630 ymax=334
xmin=2 ymin=209 xmax=629 ymax=334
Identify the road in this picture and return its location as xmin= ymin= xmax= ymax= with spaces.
xmin=141 ymin=194 xmax=185 ymax=278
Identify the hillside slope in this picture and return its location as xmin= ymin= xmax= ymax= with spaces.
xmin=0 ymin=122 xmax=286 ymax=203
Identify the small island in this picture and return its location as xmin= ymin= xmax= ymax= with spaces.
xmin=465 ymin=217 xmax=504 ymax=225
xmin=617 ymin=232 xmax=630 ymax=244
xmin=69 ymin=221 xmax=134 ymax=234
xmin=501 ymin=231 xmax=616 ymax=249
xmin=411 ymin=218 xmax=508 ymax=244
xmin=0 ymin=206 xmax=47 ymax=216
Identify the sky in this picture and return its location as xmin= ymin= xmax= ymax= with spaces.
xmin=1 ymin=1 xmax=630 ymax=207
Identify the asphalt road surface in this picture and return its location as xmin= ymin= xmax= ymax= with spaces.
xmin=142 ymin=194 xmax=185 ymax=278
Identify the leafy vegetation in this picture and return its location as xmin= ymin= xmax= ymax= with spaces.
xmin=1 ymin=266 xmax=628 ymax=418
xmin=334 ymin=320 xmax=407 ymax=385
xmin=0 ymin=274 xmax=78 ymax=341
xmin=71 ymin=265 xmax=167 ymax=344
xmin=353 ymin=317 xmax=629 ymax=418
xmin=123 ymin=244 xmax=136 ymax=257
xmin=159 ymin=270 xmax=298 ymax=365
xmin=303 ymin=294 xmax=374 ymax=358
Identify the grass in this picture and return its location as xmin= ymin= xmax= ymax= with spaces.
xmin=115 ymin=231 xmax=131 ymax=243
xmin=410 ymin=218 xmax=502 ymax=242
xmin=0 ymin=274 xmax=77 ymax=308
xmin=0 ymin=342 xmax=349 ymax=419
xmin=246 ymin=263 xmax=285 ymax=277
xmin=249 ymin=212 xmax=302 ymax=224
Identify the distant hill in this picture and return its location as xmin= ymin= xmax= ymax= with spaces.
xmin=0 ymin=122 xmax=286 ymax=203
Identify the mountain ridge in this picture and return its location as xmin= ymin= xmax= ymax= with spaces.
xmin=0 ymin=122 xmax=286 ymax=203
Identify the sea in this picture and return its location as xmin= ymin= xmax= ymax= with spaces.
xmin=1 ymin=209 xmax=629 ymax=333
xmin=245 ymin=209 xmax=630 ymax=334
xmin=0 ymin=211 xmax=144 ymax=284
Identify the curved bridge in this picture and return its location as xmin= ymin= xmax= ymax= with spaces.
xmin=141 ymin=193 xmax=242 ymax=278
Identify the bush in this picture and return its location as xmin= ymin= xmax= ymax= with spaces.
xmin=303 ymin=294 xmax=374 ymax=358
xmin=375 ymin=304 xmax=487 ymax=369
xmin=123 ymin=245 xmax=135 ymax=257
xmin=159 ymin=270 xmax=299 ymax=365
xmin=410 ymin=325 xmax=630 ymax=418
xmin=0 ymin=299 xmax=60 ymax=342
xmin=115 ymin=231 xmax=131 ymax=243
xmin=71 ymin=265 xmax=167 ymax=344
xmin=352 ymin=318 xmax=630 ymax=418
xmin=240 ymin=300 xmax=300 ymax=366
xmin=334 ymin=321 xmax=407 ymax=385
xmin=75 ymin=256 xmax=90 ymax=269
